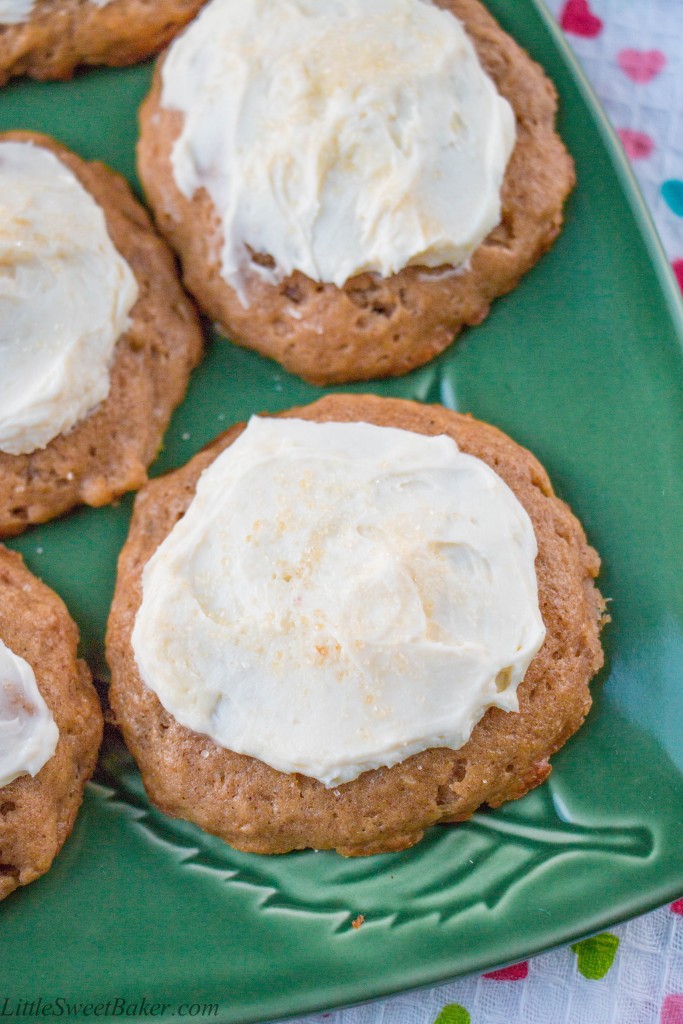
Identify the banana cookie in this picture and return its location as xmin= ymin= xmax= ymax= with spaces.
xmin=0 ymin=132 xmax=203 ymax=538
xmin=0 ymin=545 xmax=102 ymax=900
xmin=107 ymin=394 xmax=605 ymax=857
xmin=0 ymin=0 xmax=206 ymax=86
xmin=138 ymin=0 xmax=575 ymax=385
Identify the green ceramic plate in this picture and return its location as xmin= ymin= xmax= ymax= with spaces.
xmin=1 ymin=2 xmax=682 ymax=1020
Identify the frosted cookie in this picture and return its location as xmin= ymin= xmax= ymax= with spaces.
xmin=0 ymin=132 xmax=203 ymax=538
xmin=0 ymin=546 xmax=102 ymax=899
xmin=106 ymin=395 xmax=605 ymax=857
xmin=0 ymin=0 xmax=207 ymax=86
xmin=137 ymin=0 xmax=575 ymax=385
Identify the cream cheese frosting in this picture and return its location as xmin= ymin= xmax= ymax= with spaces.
xmin=0 ymin=0 xmax=113 ymax=25
xmin=132 ymin=417 xmax=546 ymax=788
xmin=0 ymin=141 xmax=138 ymax=456
xmin=160 ymin=0 xmax=516 ymax=301
xmin=0 ymin=636 xmax=59 ymax=789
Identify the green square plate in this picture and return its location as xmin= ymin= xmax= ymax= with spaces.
xmin=2 ymin=1 xmax=682 ymax=1020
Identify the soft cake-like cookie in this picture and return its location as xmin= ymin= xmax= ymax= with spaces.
xmin=0 ymin=0 xmax=207 ymax=86
xmin=0 ymin=131 xmax=203 ymax=538
xmin=107 ymin=394 xmax=605 ymax=857
xmin=0 ymin=545 xmax=102 ymax=900
xmin=138 ymin=0 xmax=575 ymax=385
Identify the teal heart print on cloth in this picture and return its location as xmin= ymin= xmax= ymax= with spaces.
xmin=662 ymin=181 xmax=683 ymax=218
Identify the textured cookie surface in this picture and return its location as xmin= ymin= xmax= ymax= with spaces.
xmin=107 ymin=395 xmax=605 ymax=857
xmin=137 ymin=0 xmax=575 ymax=385
xmin=0 ymin=0 xmax=206 ymax=85
xmin=0 ymin=131 xmax=203 ymax=539
xmin=0 ymin=545 xmax=103 ymax=900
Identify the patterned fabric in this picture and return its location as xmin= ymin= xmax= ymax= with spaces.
xmin=291 ymin=902 xmax=683 ymax=1024
xmin=546 ymin=0 xmax=683 ymax=292
xmin=288 ymin=2 xmax=683 ymax=1022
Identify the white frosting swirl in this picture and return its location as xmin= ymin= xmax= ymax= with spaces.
xmin=0 ymin=142 xmax=139 ymax=456
xmin=133 ymin=417 xmax=546 ymax=787
xmin=0 ymin=636 xmax=58 ymax=790
xmin=160 ymin=0 xmax=516 ymax=300
xmin=0 ymin=0 xmax=114 ymax=25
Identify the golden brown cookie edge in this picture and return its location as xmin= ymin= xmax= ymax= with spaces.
xmin=0 ymin=130 xmax=203 ymax=538
xmin=106 ymin=394 xmax=605 ymax=857
xmin=136 ymin=0 xmax=575 ymax=385
xmin=0 ymin=545 xmax=103 ymax=899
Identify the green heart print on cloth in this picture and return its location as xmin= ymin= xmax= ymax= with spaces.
xmin=434 ymin=1006 xmax=471 ymax=1024
xmin=570 ymin=933 xmax=620 ymax=980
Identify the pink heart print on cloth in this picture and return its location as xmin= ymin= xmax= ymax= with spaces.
xmin=663 ymin=904 xmax=683 ymax=1023
xmin=617 ymin=129 xmax=654 ymax=160
xmin=560 ymin=0 xmax=603 ymax=38
xmin=662 ymin=996 xmax=683 ymax=1024
xmin=617 ymin=48 xmax=667 ymax=83
xmin=554 ymin=0 xmax=683 ymax=296
xmin=482 ymin=962 xmax=529 ymax=981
